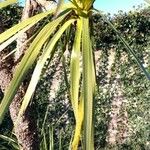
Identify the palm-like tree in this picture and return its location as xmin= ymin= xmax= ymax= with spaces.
xmin=0 ymin=0 xmax=149 ymax=149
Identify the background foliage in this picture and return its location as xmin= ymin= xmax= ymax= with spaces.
xmin=0 ymin=4 xmax=150 ymax=149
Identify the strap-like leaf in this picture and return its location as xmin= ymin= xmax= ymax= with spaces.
xmin=0 ymin=23 xmax=35 ymax=52
xmin=71 ymin=0 xmax=82 ymax=9
xmin=0 ymin=0 xmax=17 ymax=9
xmin=70 ymin=19 xmax=82 ymax=150
xmin=72 ymin=95 xmax=84 ymax=150
xmin=17 ymin=18 xmax=75 ymax=118
xmin=81 ymin=16 xmax=95 ymax=150
xmin=0 ymin=13 xmax=69 ymax=124
xmin=82 ymin=0 xmax=94 ymax=10
xmin=70 ymin=19 xmax=82 ymax=119
xmin=0 ymin=10 xmax=54 ymax=44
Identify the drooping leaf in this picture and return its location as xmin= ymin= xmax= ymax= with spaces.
xmin=70 ymin=19 xmax=82 ymax=119
xmin=0 ymin=9 xmax=54 ymax=44
xmin=0 ymin=23 xmax=35 ymax=52
xmin=81 ymin=16 xmax=95 ymax=150
xmin=72 ymin=95 xmax=84 ymax=150
xmin=17 ymin=18 xmax=75 ymax=118
xmin=0 ymin=12 xmax=70 ymax=124
xmin=70 ymin=18 xmax=82 ymax=150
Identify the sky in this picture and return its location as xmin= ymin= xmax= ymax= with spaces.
xmin=18 ymin=0 xmax=149 ymax=15
xmin=93 ymin=0 xmax=148 ymax=15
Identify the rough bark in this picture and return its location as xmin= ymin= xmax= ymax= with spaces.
xmin=48 ymin=50 xmax=70 ymax=102
xmin=10 ymin=1 xmax=40 ymax=149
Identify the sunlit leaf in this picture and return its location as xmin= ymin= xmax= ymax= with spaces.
xmin=70 ymin=19 xmax=82 ymax=119
xmin=17 ymin=18 xmax=75 ymax=118
xmin=70 ymin=18 xmax=82 ymax=150
xmin=0 ymin=23 xmax=35 ymax=52
xmin=82 ymin=0 xmax=94 ymax=10
xmin=0 ymin=0 xmax=17 ymax=9
xmin=81 ymin=16 xmax=95 ymax=150
xmin=0 ymin=13 xmax=70 ymax=123
xmin=0 ymin=9 xmax=54 ymax=44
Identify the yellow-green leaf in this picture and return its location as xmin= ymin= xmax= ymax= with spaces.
xmin=0 ymin=0 xmax=17 ymax=9
xmin=70 ymin=18 xmax=82 ymax=119
xmin=70 ymin=18 xmax=82 ymax=150
xmin=0 ymin=9 xmax=54 ymax=44
xmin=72 ymin=95 xmax=84 ymax=150
xmin=18 ymin=18 xmax=75 ymax=118
xmin=81 ymin=16 xmax=95 ymax=150
xmin=0 ymin=23 xmax=35 ymax=52
xmin=82 ymin=0 xmax=94 ymax=10
xmin=0 ymin=13 xmax=69 ymax=124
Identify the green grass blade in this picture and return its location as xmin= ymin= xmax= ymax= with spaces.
xmin=41 ymin=106 xmax=50 ymax=133
xmin=81 ymin=17 xmax=95 ymax=150
xmin=0 ymin=134 xmax=17 ymax=144
xmin=62 ymin=55 xmax=70 ymax=95
xmin=0 ymin=134 xmax=19 ymax=150
xmin=0 ymin=14 xmax=69 ymax=124
xmin=0 ymin=0 xmax=17 ymax=9
xmin=98 ymin=11 xmax=150 ymax=80
xmin=49 ymin=126 xmax=54 ymax=150
xmin=43 ymin=129 xmax=48 ymax=150
xmin=59 ymin=129 xmax=62 ymax=150
xmin=18 ymin=18 xmax=75 ymax=117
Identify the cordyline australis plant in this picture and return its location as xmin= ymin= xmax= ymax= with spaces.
xmin=0 ymin=0 xmax=150 ymax=149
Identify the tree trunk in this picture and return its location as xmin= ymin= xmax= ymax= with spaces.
xmin=10 ymin=1 xmax=40 ymax=149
